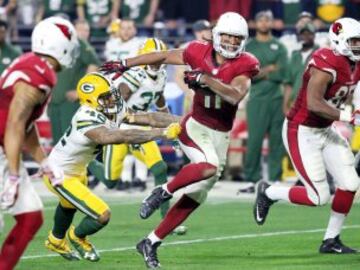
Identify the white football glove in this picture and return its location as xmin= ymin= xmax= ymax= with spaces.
xmin=0 ymin=174 xmax=20 ymax=210
xmin=39 ymin=158 xmax=64 ymax=186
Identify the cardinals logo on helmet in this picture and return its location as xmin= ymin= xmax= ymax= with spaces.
xmin=332 ymin=22 xmax=343 ymax=35
xmin=55 ymin=23 xmax=72 ymax=40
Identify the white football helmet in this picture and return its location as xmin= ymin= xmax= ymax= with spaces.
xmin=329 ymin=17 xmax=360 ymax=62
xmin=212 ymin=12 xmax=248 ymax=59
xmin=31 ymin=16 xmax=79 ymax=68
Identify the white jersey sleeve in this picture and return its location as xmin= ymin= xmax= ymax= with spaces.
xmin=74 ymin=106 xmax=108 ymax=135
xmin=48 ymin=106 xmax=111 ymax=176
xmin=114 ymin=67 xmax=146 ymax=93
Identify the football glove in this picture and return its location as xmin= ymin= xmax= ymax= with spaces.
xmin=99 ymin=60 xmax=129 ymax=80
xmin=184 ymin=70 xmax=204 ymax=89
xmin=39 ymin=158 xmax=64 ymax=186
xmin=0 ymin=174 xmax=19 ymax=210
xmin=163 ymin=123 xmax=182 ymax=140
xmin=351 ymin=110 xmax=360 ymax=126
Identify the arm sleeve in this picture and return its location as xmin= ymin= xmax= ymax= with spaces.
xmin=237 ymin=55 xmax=260 ymax=79
xmin=182 ymin=41 xmax=200 ymax=68
xmin=21 ymin=68 xmax=55 ymax=93
xmin=308 ymin=52 xmax=337 ymax=81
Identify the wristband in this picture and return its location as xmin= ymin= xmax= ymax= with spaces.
xmin=9 ymin=174 xmax=19 ymax=182
xmin=339 ymin=109 xmax=352 ymax=122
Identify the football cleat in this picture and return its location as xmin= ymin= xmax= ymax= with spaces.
xmin=132 ymin=178 xmax=147 ymax=191
xmin=140 ymin=186 xmax=172 ymax=219
xmin=136 ymin=238 xmax=162 ymax=269
xmin=45 ymin=231 xmax=80 ymax=261
xmin=116 ymin=180 xmax=131 ymax=191
xmin=172 ymin=225 xmax=188 ymax=236
xmin=319 ymin=235 xmax=358 ymax=254
xmin=67 ymin=226 xmax=100 ymax=262
xmin=253 ymin=180 xmax=277 ymax=225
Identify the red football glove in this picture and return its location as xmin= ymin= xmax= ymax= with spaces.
xmin=184 ymin=70 xmax=204 ymax=89
xmin=99 ymin=60 xmax=129 ymax=80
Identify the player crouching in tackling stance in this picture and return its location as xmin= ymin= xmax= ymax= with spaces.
xmin=44 ymin=72 xmax=181 ymax=262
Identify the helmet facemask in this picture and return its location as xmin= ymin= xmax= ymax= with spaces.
xmin=345 ymin=37 xmax=360 ymax=62
xmin=97 ymin=85 xmax=124 ymax=114
xmin=213 ymin=32 xmax=246 ymax=59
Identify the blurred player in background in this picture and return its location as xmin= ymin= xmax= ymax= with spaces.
xmin=102 ymin=18 xmax=147 ymax=190
xmin=100 ymin=11 xmax=259 ymax=268
xmin=0 ymin=17 xmax=79 ymax=270
xmin=254 ymin=17 xmax=360 ymax=254
xmin=44 ymin=72 xmax=181 ymax=262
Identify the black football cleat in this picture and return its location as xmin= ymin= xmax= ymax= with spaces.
xmin=136 ymin=238 xmax=162 ymax=269
xmin=319 ymin=235 xmax=358 ymax=254
xmin=253 ymin=180 xmax=276 ymax=225
xmin=132 ymin=178 xmax=147 ymax=191
xmin=140 ymin=186 xmax=172 ymax=219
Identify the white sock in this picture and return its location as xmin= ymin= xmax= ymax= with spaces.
xmin=265 ymin=185 xmax=291 ymax=202
xmin=135 ymin=159 xmax=148 ymax=181
xmin=121 ymin=155 xmax=135 ymax=182
xmin=324 ymin=210 xmax=346 ymax=240
xmin=148 ymin=231 xmax=162 ymax=244
xmin=162 ymin=183 xmax=172 ymax=195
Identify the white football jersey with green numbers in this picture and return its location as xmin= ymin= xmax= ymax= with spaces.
xmin=48 ymin=105 xmax=127 ymax=176
xmin=114 ymin=67 xmax=167 ymax=112
xmin=104 ymin=37 xmax=145 ymax=61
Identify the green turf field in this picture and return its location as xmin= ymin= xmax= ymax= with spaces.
xmin=2 ymin=199 xmax=360 ymax=270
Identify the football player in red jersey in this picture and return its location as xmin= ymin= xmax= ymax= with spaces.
xmin=100 ymin=12 xmax=259 ymax=268
xmin=0 ymin=17 xmax=79 ymax=270
xmin=254 ymin=18 xmax=360 ymax=254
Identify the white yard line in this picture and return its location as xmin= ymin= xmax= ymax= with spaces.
xmin=21 ymin=224 xmax=360 ymax=260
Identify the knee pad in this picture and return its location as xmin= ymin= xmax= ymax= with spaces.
xmin=340 ymin=175 xmax=360 ymax=192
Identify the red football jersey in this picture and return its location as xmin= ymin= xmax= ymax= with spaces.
xmin=183 ymin=41 xmax=259 ymax=131
xmin=288 ymin=48 xmax=360 ymax=128
xmin=0 ymin=52 xmax=57 ymax=144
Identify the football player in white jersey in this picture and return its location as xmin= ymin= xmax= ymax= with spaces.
xmin=44 ymin=72 xmax=181 ymax=262
xmin=90 ymin=38 xmax=187 ymax=234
